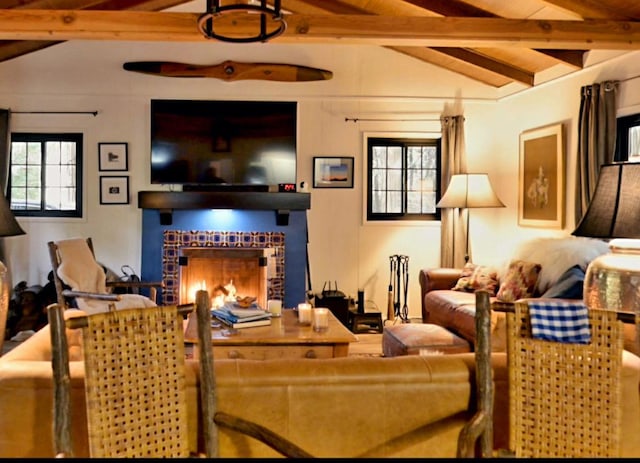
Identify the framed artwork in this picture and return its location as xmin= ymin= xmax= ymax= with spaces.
xmin=518 ymin=123 xmax=565 ymax=228
xmin=100 ymin=176 xmax=129 ymax=205
xmin=98 ymin=142 xmax=128 ymax=171
xmin=313 ymin=156 xmax=354 ymax=188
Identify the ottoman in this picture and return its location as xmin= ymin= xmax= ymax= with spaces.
xmin=382 ymin=323 xmax=471 ymax=357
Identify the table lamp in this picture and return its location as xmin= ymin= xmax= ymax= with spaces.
xmin=572 ymin=162 xmax=640 ymax=315
xmin=436 ymin=173 xmax=505 ymax=263
xmin=0 ymin=192 xmax=26 ymax=351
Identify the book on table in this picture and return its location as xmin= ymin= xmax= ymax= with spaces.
xmin=212 ymin=303 xmax=272 ymax=329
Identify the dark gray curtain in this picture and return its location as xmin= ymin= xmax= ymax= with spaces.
xmin=0 ymin=109 xmax=9 ymax=194
xmin=575 ymin=81 xmax=618 ymax=226
xmin=0 ymin=109 xmax=9 ymax=264
xmin=440 ymin=115 xmax=468 ymax=268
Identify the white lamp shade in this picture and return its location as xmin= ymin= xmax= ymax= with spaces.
xmin=436 ymin=173 xmax=505 ymax=209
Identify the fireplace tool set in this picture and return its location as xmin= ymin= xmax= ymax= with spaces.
xmin=387 ymin=254 xmax=410 ymax=323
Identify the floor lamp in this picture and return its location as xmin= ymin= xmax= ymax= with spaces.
xmin=0 ymin=192 xmax=25 ymax=351
xmin=436 ymin=173 xmax=505 ymax=264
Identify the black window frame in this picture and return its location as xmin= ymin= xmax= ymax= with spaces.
xmin=615 ymin=112 xmax=640 ymax=162
xmin=8 ymin=132 xmax=83 ymax=218
xmin=366 ymin=137 xmax=442 ymax=222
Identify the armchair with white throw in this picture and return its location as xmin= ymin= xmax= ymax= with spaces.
xmin=48 ymin=238 xmax=162 ymax=315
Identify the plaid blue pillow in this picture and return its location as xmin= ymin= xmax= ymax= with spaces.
xmin=528 ymin=301 xmax=591 ymax=344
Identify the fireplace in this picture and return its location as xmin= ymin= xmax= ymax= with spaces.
xmin=162 ymin=230 xmax=284 ymax=308
xmin=140 ymin=208 xmax=307 ymax=308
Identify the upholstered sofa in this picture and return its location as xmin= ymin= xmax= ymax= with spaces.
xmin=2 ymin=308 xmax=640 ymax=457
xmin=419 ymin=236 xmax=640 ymax=354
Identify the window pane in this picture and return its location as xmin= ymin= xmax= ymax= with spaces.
xmin=407 ymin=191 xmax=422 ymax=213
xmin=629 ymin=126 xmax=640 ymax=161
xmin=387 ymin=169 xmax=402 ymax=190
xmin=45 ymin=164 xmax=59 ymax=188
xmin=10 ymin=133 xmax=82 ymax=217
xmin=372 ymin=190 xmax=386 ymax=213
xmin=387 ymin=191 xmax=402 ymax=212
xmin=422 ymin=191 xmax=436 ymax=213
xmin=372 ymin=146 xmax=387 ymax=168
xmin=11 ymin=142 xmax=26 ymax=163
xmin=26 ymin=143 xmax=41 ymax=164
xmin=423 ymin=147 xmax=437 ymax=168
xmin=367 ymin=137 xmax=440 ymax=221
xmin=61 ymin=142 xmax=77 ymax=164
xmin=46 ymin=141 xmax=61 ymax=164
xmin=371 ymin=168 xmax=386 ymax=190
xmin=407 ymin=147 xmax=421 ymax=168
xmin=388 ymin=147 xmax=402 ymax=168
xmin=10 ymin=166 xmax=27 ymax=187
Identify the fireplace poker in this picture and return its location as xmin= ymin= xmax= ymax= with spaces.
xmin=387 ymin=256 xmax=395 ymax=322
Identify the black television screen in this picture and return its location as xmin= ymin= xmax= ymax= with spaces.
xmin=150 ymin=99 xmax=297 ymax=187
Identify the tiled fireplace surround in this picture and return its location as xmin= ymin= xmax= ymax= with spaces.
xmin=140 ymin=209 xmax=308 ymax=309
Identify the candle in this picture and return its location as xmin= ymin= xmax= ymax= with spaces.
xmin=267 ymin=299 xmax=283 ymax=317
xmin=297 ymin=302 xmax=312 ymax=325
xmin=313 ymin=307 xmax=329 ymax=332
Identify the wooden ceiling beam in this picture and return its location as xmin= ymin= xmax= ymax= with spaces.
xmin=541 ymin=0 xmax=635 ymax=20
xmin=430 ymin=47 xmax=534 ymax=86
xmin=537 ymin=49 xmax=585 ymax=68
xmin=1 ymin=11 xmax=640 ymax=50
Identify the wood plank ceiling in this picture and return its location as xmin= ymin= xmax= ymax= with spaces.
xmin=1 ymin=0 xmax=640 ymax=90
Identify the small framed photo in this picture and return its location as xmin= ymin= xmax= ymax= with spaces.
xmin=98 ymin=142 xmax=128 ymax=171
xmin=100 ymin=176 xmax=129 ymax=205
xmin=313 ymin=156 xmax=354 ymax=189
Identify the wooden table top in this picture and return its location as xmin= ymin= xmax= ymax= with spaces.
xmin=184 ymin=307 xmax=358 ymax=346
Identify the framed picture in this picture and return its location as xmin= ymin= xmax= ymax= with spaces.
xmin=313 ymin=156 xmax=354 ymax=188
xmin=98 ymin=142 xmax=128 ymax=171
xmin=100 ymin=176 xmax=129 ymax=205
xmin=518 ymin=123 xmax=565 ymax=228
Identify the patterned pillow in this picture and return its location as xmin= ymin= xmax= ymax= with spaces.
xmin=452 ymin=263 xmax=500 ymax=296
xmin=496 ymin=260 xmax=542 ymax=302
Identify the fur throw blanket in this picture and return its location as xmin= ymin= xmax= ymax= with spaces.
xmin=505 ymin=236 xmax=609 ymax=294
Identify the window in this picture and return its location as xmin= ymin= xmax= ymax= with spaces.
xmin=9 ymin=133 xmax=83 ymax=217
xmin=367 ymin=137 xmax=441 ymax=221
xmin=615 ymin=113 xmax=640 ymax=162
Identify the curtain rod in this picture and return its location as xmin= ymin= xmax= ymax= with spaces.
xmin=11 ymin=110 xmax=99 ymax=116
xmin=345 ymin=117 xmax=440 ymax=123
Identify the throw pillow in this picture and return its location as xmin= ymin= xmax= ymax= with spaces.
xmin=540 ymin=265 xmax=585 ymax=299
xmin=496 ymin=260 xmax=542 ymax=302
xmin=452 ymin=263 xmax=499 ymax=295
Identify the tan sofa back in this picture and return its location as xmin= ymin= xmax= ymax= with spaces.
xmin=3 ymin=315 xmax=640 ymax=457
xmin=0 ymin=318 xmax=477 ymax=458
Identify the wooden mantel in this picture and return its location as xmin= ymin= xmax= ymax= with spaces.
xmin=137 ymin=190 xmax=310 ymax=225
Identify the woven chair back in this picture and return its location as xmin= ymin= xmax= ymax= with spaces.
xmin=81 ymin=306 xmax=190 ymax=457
xmin=508 ymin=302 xmax=623 ymax=457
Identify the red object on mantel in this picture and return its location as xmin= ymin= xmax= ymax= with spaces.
xmin=278 ymin=183 xmax=296 ymax=192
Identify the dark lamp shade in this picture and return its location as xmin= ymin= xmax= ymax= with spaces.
xmin=436 ymin=173 xmax=505 ymax=209
xmin=572 ymin=163 xmax=640 ymax=239
xmin=0 ymin=193 xmax=25 ymax=237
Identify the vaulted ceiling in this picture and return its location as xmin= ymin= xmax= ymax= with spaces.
xmin=1 ymin=0 xmax=640 ymax=91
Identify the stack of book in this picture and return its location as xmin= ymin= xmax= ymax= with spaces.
xmin=212 ymin=304 xmax=272 ymax=329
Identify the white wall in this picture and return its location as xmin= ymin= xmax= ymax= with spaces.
xmin=2 ymin=38 xmax=640 ymax=319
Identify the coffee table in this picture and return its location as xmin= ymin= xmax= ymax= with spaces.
xmin=183 ymin=308 xmax=358 ymax=360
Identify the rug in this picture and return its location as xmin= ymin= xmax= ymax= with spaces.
xmin=348 ymin=333 xmax=383 ymax=357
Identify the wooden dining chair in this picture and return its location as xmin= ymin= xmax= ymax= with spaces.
xmin=505 ymin=300 xmax=624 ymax=457
xmin=48 ymin=290 xmax=311 ymax=458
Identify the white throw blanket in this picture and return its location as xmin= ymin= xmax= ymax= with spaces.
xmin=55 ymin=238 xmax=157 ymax=315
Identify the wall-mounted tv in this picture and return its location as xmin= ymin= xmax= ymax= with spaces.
xmin=150 ymin=99 xmax=297 ymax=188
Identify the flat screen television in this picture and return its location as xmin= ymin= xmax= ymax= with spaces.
xmin=150 ymin=99 xmax=297 ymax=189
